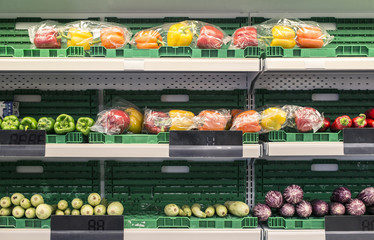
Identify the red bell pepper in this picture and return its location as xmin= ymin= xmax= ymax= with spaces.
xmin=34 ymin=27 xmax=61 ymax=49
xmin=331 ymin=115 xmax=352 ymax=132
xmin=294 ymin=107 xmax=323 ymax=132
xmin=318 ymin=117 xmax=331 ymax=132
xmin=367 ymin=119 xmax=374 ymax=128
xmin=352 ymin=114 xmax=367 ymax=128
xmin=365 ymin=108 xmax=374 ymax=119
xmin=144 ymin=111 xmax=170 ymax=134
xmin=197 ymin=26 xmax=224 ymax=49
xmin=232 ymin=27 xmax=258 ymax=49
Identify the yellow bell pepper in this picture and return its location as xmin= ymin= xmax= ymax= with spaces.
xmin=271 ymin=26 xmax=296 ymax=49
xmin=125 ymin=107 xmax=144 ymax=134
xmin=169 ymin=110 xmax=195 ymax=131
xmin=66 ymin=28 xmax=93 ymax=51
xmin=167 ymin=22 xmax=194 ymax=47
xmin=260 ymin=107 xmax=287 ymax=131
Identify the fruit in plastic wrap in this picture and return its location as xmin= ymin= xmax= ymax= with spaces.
xmin=197 ymin=110 xmax=230 ymax=131
xmin=260 ymin=107 xmax=287 ymax=131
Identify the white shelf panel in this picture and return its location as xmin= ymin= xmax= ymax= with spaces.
xmin=0 ymin=58 xmax=260 ymax=72
xmin=265 ymin=142 xmax=344 ymax=156
xmin=45 ymin=144 xmax=261 ymax=158
xmin=266 ymin=229 xmax=325 ymax=240
xmin=265 ymin=58 xmax=374 ymax=71
xmin=0 ymin=228 xmax=262 ymax=240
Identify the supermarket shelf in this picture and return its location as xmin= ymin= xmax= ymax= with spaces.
xmin=0 ymin=228 xmax=262 ymax=240
xmin=0 ymin=58 xmax=260 ymax=72
xmin=265 ymin=228 xmax=325 ymax=240
xmin=45 ymin=144 xmax=261 ymax=158
xmin=265 ymin=58 xmax=374 ymax=71
xmin=265 ymin=142 xmax=344 ymax=156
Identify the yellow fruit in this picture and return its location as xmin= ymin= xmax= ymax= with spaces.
xmin=260 ymin=107 xmax=287 ymax=131
xmin=125 ymin=107 xmax=143 ymax=134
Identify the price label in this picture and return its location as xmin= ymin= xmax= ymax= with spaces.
xmin=169 ymin=131 xmax=243 ymax=157
xmin=0 ymin=130 xmax=45 ymax=156
xmin=51 ymin=215 xmax=124 ymax=240
xmin=325 ymin=216 xmax=374 ymax=240
xmin=343 ymin=128 xmax=374 ymax=154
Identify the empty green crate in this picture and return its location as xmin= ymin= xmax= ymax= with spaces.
xmin=266 ymin=130 xmax=343 ymax=142
xmin=267 ymin=217 xmax=325 ymax=229
xmin=88 ymin=132 xmax=169 ymax=144
xmin=46 ymin=132 xmax=84 ymax=144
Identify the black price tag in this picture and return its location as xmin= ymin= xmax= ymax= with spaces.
xmin=325 ymin=216 xmax=374 ymax=240
xmin=0 ymin=130 xmax=45 ymax=156
xmin=169 ymin=131 xmax=243 ymax=157
xmin=343 ymin=128 xmax=374 ymax=154
xmin=51 ymin=216 xmax=124 ymax=240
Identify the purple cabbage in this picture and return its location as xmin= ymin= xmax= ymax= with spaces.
xmin=265 ymin=191 xmax=283 ymax=208
xmin=345 ymin=199 xmax=366 ymax=216
xmin=330 ymin=187 xmax=351 ymax=204
xmin=329 ymin=202 xmax=345 ymax=215
xmin=283 ymin=185 xmax=304 ymax=204
xmin=358 ymin=187 xmax=374 ymax=206
xmin=311 ymin=199 xmax=329 ymax=217
xmin=279 ymin=203 xmax=295 ymax=217
xmin=253 ymin=203 xmax=272 ymax=222
xmin=296 ymin=200 xmax=312 ymax=218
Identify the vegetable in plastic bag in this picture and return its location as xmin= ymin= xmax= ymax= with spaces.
xmin=28 ymin=21 xmax=61 ymax=49
xmin=293 ymin=106 xmax=324 ymax=133
xmin=196 ymin=24 xmax=231 ymax=49
xmin=230 ymin=27 xmax=258 ymax=49
xmin=195 ymin=109 xmax=231 ymax=131
xmin=260 ymin=107 xmax=288 ymax=132
xmin=169 ymin=110 xmax=195 ymax=131
xmin=133 ymin=29 xmax=165 ymax=49
xmin=143 ymin=109 xmax=170 ymax=134
xmin=230 ymin=110 xmax=261 ymax=133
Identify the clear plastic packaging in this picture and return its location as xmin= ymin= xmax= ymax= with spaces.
xmin=28 ymin=21 xmax=62 ymax=49
xmin=255 ymin=18 xmax=334 ymax=49
xmin=195 ymin=22 xmax=231 ymax=49
xmin=230 ymin=110 xmax=261 ymax=133
xmin=259 ymin=106 xmax=291 ymax=133
xmin=195 ymin=109 xmax=231 ymax=131
xmin=230 ymin=26 xmax=258 ymax=49
xmin=143 ymin=109 xmax=171 ymax=134
xmin=292 ymin=106 xmax=324 ymax=133
xmin=131 ymin=27 xmax=165 ymax=49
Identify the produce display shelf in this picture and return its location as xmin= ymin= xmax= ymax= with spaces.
xmin=46 ymin=132 xmax=85 ymax=144
xmin=265 ymin=142 xmax=344 ymax=156
xmin=265 ymin=228 xmax=325 ymax=240
xmin=265 ymin=130 xmax=343 ymax=142
xmin=251 ymin=17 xmax=374 ymax=58
xmin=267 ymin=216 xmax=324 ymax=229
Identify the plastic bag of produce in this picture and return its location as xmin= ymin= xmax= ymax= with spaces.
xmin=254 ymin=18 xmax=334 ymax=49
xmin=259 ymin=106 xmax=291 ymax=133
xmin=91 ymin=98 xmax=142 ymax=135
xmin=28 ymin=21 xmax=62 ymax=49
xmin=230 ymin=110 xmax=261 ymax=133
xmin=290 ymin=106 xmax=324 ymax=133
xmin=230 ymin=26 xmax=258 ymax=49
xmin=194 ymin=109 xmax=231 ymax=131
xmin=194 ymin=22 xmax=231 ymax=49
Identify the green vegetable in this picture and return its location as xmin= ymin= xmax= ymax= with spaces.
xmin=191 ymin=204 xmax=206 ymax=218
xmin=55 ymin=210 xmax=65 ymax=215
xmin=214 ymin=204 xmax=228 ymax=217
xmin=224 ymin=201 xmax=250 ymax=217
xmin=72 ymin=198 xmax=83 ymax=209
xmin=71 ymin=209 xmax=80 ymax=215
xmin=81 ymin=204 xmax=94 ymax=215
xmin=37 ymin=117 xmax=55 ymax=133
xmin=11 ymin=193 xmax=24 ymax=205
xmin=25 ymin=208 xmax=36 ymax=219
xmin=178 ymin=208 xmax=187 ymax=216
xmin=88 ymin=193 xmax=101 ymax=207
xmin=181 ymin=205 xmax=192 ymax=217
xmin=0 ymin=208 xmax=11 ymax=216
xmin=205 ymin=206 xmax=215 ymax=217
xmin=36 ymin=204 xmax=52 ymax=219
xmin=12 ymin=206 xmax=25 ymax=218
xmin=54 ymin=114 xmax=75 ymax=134
xmin=19 ymin=117 xmax=37 ymax=130
xmin=20 ymin=198 xmax=31 ymax=209
xmin=107 ymin=202 xmax=124 ymax=216
xmin=31 ymin=194 xmax=44 ymax=207
xmin=64 ymin=208 xmax=71 ymax=215
xmin=164 ymin=204 xmax=179 ymax=217
xmin=76 ymin=117 xmax=95 ymax=136
xmin=58 ymin=200 xmax=68 ymax=211
xmin=0 ymin=197 xmax=11 ymax=208
xmin=94 ymin=205 xmax=106 ymax=215
xmin=1 ymin=115 xmax=20 ymax=130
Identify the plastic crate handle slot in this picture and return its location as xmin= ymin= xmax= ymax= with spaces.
xmin=16 ymin=166 xmax=44 ymax=173
xmin=161 ymin=166 xmax=190 ymax=173
xmin=14 ymin=95 xmax=42 ymax=102
xmin=311 ymin=164 xmax=338 ymax=172
xmin=312 ymin=93 xmax=339 ymax=102
xmin=161 ymin=95 xmax=189 ymax=102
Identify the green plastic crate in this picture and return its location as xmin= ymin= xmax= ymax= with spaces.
xmin=250 ymin=17 xmax=374 ymax=58
xmin=0 ymin=160 xmax=100 ymax=203
xmin=266 ymin=130 xmax=343 ymax=142
xmin=0 ymin=89 xmax=98 ymax=120
xmin=88 ymin=132 xmax=169 ymax=144
xmin=0 ymin=216 xmax=50 ymax=228
xmin=46 ymin=132 xmax=84 ymax=144
xmin=243 ymin=133 xmax=259 ymax=144
xmin=255 ymin=159 xmax=374 ymax=229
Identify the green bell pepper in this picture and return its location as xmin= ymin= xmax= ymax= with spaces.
xmin=19 ymin=117 xmax=38 ymax=131
xmin=76 ymin=117 xmax=94 ymax=136
xmin=0 ymin=118 xmax=2 ymax=128
xmin=1 ymin=115 xmax=20 ymax=130
xmin=37 ymin=117 xmax=55 ymax=133
xmin=54 ymin=114 xmax=75 ymax=135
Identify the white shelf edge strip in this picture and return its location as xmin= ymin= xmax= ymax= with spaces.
xmin=265 ymin=58 xmax=374 ymax=71
xmin=266 ymin=142 xmax=344 ymax=156
xmin=266 ymin=229 xmax=325 ymax=240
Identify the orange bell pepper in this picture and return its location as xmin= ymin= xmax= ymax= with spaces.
xmin=198 ymin=110 xmax=230 ymax=131
xmin=135 ymin=30 xmax=164 ymax=49
xmin=100 ymin=27 xmax=126 ymax=49
xmin=297 ymin=26 xmax=324 ymax=48
xmin=230 ymin=110 xmax=261 ymax=133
